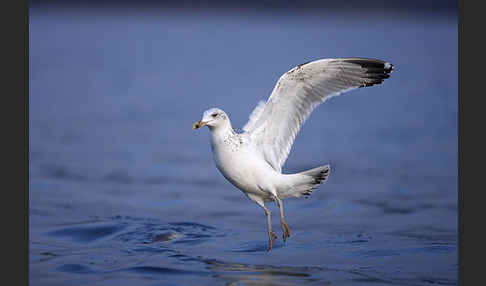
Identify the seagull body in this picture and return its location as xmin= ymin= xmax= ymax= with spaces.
xmin=194 ymin=58 xmax=393 ymax=250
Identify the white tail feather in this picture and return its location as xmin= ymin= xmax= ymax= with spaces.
xmin=279 ymin=165 xmax=331 ymax=199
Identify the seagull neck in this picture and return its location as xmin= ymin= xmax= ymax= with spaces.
xmin=209 ymin=122 xmax=235 ymax=139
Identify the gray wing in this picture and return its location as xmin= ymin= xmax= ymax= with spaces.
xmin=243 ymin=58 xmax=393 ymax=173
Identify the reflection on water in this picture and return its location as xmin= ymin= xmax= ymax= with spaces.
xmin=31 ymin=212 xmax=457 ymax=285
xmin=30 ymin=6 xmax=457 ymax=286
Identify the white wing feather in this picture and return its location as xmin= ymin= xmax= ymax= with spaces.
xmin=242 ymin=100 xmax=266 ymax=132
xmin=244 ymin=58 xmax=393 ymax=173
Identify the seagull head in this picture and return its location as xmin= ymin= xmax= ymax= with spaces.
xmin=194 ymin=108 xmax=230 ymax=131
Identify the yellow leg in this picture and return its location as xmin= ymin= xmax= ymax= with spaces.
xmin=275 ymin=196 xmax=291 ymax=241
xmin=254 ymin=199 xmax=277 ymax=251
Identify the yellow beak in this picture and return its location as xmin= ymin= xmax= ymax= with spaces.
xmin=193 ymin=120 xmax=208 ymax=130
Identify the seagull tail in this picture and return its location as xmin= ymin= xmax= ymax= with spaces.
xmin=280 ymin=165 xmax=331 ymax=199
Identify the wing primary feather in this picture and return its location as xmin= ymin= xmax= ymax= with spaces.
xmin=243 ymin=57 xmax=393 ymax=172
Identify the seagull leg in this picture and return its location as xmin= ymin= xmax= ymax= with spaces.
xmin=264 ymin=206 xmax=277 ymax=251
xmin=254 ymin=199 xmax=277 ymax=251
xmin=275 ymin=196 xmax=291 ymax=241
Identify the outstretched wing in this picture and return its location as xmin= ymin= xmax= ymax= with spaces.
xmin=243 ymin=58 xmax=393 ymax=173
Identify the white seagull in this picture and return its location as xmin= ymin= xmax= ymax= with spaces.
xmin=194 ymin=58 xmax=393 ymax=251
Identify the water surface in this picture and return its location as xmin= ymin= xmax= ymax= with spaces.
xmin=30 ymin=8 xmax=457 ymax=286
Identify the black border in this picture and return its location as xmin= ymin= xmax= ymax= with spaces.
xmin=26 ymin=0 xmax=30 ymax=284
xmin=10 ymin=0 xmax=29 ymax=285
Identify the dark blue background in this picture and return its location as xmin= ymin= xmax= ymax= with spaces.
xmin=30 ymin=3 xmax=457 ymax=285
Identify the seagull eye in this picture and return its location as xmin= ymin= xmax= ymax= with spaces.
xmin=211 ymin=113 xmax=218 ymax=118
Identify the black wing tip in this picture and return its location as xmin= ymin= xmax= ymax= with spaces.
xmin=343 ymin=58 xmax=393 ymax=71
xmin=343 ymin=58 xmax=393 ymax=88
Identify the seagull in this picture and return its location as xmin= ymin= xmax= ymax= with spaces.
xmin=193 ymin=58 xmax=393 ymax=251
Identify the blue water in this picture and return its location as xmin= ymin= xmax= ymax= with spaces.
xmin=30 ymin=7 xmax=457 ymax=286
